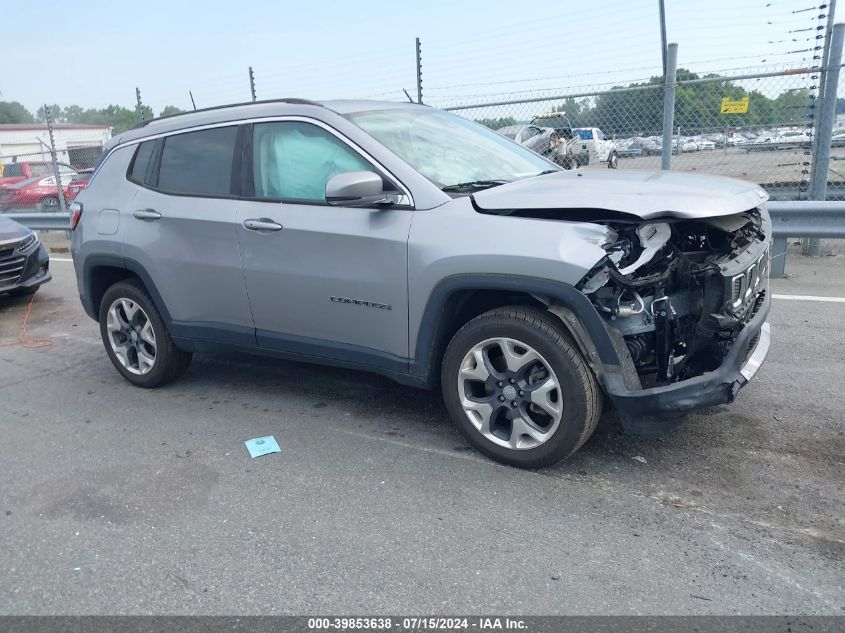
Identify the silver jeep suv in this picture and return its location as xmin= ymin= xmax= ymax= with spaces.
xmin=71 ymin=99 xmax=772 ymax=468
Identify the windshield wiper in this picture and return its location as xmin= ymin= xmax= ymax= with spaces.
xmin=441 ymin=179 xmax=509 ymax=192
xmin=535 ymin=169 xmax=560 ymax=177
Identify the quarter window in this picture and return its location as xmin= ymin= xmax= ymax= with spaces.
xmin=129 ymin=140 xmax=155 ymax=184
xmin=157 ymin=127 xmax=238 ymax=196
xmin=252 ymin=121 xmax=373 ymax=202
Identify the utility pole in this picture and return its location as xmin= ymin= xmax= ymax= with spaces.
xmin=43 ymin=105 xmax=67 ymax=214
xmin=658 ymin=0 xmax=668 ymax=77
xmin=136 ymin=87 xmax=145 ymax=123
xmin=415 ymin=37 xmax=423 ymax=104
xmin=249 ymin=66 xmax=257 ymax=102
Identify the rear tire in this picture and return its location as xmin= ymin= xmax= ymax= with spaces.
xmin=441 ymin=306 xmax=602 ymax=468
xmin=99 ymin=279 xmax=192 ymax=388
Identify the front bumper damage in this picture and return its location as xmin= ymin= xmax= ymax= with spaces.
xmin=599 ymin=292 xmax=771 ymax=434
xmin=564 ymin=205 xmax=773 ymax=434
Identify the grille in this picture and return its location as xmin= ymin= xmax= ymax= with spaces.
xmin=0 ymin=239 xmax=26 ymax=286
xmin=728 ymin=248 xmax=770 ymax=311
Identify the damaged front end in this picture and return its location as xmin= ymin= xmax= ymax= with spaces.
xmin=576 ymin=206 xmax=772 ymax=432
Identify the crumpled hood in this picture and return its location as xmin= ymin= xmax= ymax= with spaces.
xmin=0 ymin=216 xmax=32 ymax=245
xmin=472 ymin=169 xmax=769 ymax=220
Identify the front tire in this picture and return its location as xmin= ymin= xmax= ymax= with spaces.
xmin=441 ymin=306 xmax=601 ymax=468
xmin=607 ymin=151 xmax=619 ymax=169
xmin=99 ymin=279 xmax=192 ymax=388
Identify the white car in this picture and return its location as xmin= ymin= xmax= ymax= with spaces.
xmin=672 ymin=138 xmax=699 ymax=153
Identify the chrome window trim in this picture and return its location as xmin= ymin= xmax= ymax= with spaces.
xmin=108 ymin=116 xmax=415 ymax=206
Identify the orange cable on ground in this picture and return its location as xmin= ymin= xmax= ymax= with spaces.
xmin=0 ymin=293 xmax=53 ymax=349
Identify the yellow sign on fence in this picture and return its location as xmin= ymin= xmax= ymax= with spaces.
xmin=720 ymin=96 xmax=750 ymax=114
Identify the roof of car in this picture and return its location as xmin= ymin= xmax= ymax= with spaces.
xmin=107 ymin=98 xmax=428 ymax=149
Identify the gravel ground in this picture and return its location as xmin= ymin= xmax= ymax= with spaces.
xmin=0 ymin=248 xmax=842 ymax=615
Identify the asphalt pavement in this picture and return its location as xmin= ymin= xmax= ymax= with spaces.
xmin=0 ymin=241 xmax=842 ymax=615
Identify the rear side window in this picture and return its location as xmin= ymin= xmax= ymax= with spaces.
xmin=156 ymin=127 xmax=238 ymax=196
xmin=129 ymin=140 xmax=155 ymax=184
xmin=3 ymin=164 xmax=22 ymax=177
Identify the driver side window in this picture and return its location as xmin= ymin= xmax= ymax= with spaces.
xmin=252 ymin=121 xmax=374 ymax=203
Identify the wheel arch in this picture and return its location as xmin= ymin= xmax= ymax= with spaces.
xmin=410 ymin=274 xmax=624 ymax=388
xmin=83 ymin=255 xmax=172 ymax=325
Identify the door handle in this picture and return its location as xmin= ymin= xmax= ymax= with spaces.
xmin=133 ymin=208 xmax=162 ymax=220
xmin=243 ymin=218 xmax=283 ymax=232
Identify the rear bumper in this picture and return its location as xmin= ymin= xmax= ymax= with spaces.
xmin=602 ymin=292 xmax=771 ymax=434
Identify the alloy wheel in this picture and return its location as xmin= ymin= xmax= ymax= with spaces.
xmin=457 ymin=337 xmax=563 ymax=450
xmin=105 ymin=298 xmax=157 ymax=375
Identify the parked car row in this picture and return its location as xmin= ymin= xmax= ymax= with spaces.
xmin=0 ymin=161 xmax=92 ymax=211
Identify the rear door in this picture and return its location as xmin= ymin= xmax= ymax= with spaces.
xmin=235 ymin=119 xmax=412 ymax=371
xmin=123 ymin=125 xmax=255 ymax=346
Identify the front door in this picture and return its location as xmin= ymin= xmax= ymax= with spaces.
xmin=235 ymin=120 xmax=413 ymax=373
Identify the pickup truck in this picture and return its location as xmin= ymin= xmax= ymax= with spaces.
xmin=571 ymin=127 xmax=619 ymax=168
xmin=0 ymin=161 xmax=74 ymax=189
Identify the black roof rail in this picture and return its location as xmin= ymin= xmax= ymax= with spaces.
xmin=132 ymin=98 xmax=324 ymax=129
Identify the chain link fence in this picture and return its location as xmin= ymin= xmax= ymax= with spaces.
xmin=435 ymin=64 xmax=835 ymax=202
xmin=0 ymin=141 xmax=104 ymax=213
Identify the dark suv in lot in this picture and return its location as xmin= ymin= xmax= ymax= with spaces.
xmin=0 ymin=216 xmax=51 ymax=297
xmin=70 ymin=99 xmax=771 ymax=468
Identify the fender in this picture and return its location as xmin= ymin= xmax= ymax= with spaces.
xmin=82 ymin=254 xmax=174 ymax=325
xmin=409 ymin=274 xmax=624 ymax=386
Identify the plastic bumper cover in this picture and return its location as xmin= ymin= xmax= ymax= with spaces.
xmin=602 ymin=292 xmax=771 ymax=434
xmin=11 ymin=243 xmax=52 ymax=292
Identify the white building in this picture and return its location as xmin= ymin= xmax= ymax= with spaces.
xmin=0 ymin=123 xmax=112 ymax=171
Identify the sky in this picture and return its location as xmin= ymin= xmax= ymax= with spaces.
xmin=0 ymin=0 xmax=835 ymax=116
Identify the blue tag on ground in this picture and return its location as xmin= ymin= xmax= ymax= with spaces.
xmin=244 ymin=435 xmax=281 ymax=458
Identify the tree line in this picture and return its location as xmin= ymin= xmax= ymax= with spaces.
xmin=3 ymin=68 xmax=844 ymax=137
xmin=0 ymin=102 xmax=184 ymax=134
xmin=476 ymin=68 xmax=837 ymax=136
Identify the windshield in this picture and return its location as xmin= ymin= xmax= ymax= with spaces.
xmin=347 ymin=108 xmax=557 ymax=188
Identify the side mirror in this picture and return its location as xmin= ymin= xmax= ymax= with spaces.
xmin=325 ymin=171 xmax=394 ymax=207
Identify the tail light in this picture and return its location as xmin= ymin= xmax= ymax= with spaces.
xmin=69 ymin=201 xmax=83 ymax=230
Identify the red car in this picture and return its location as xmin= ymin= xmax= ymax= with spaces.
xmin=0 ymin=161 xmax=73 ymax=188
xmin=0 ymin=167 xmax=78 ymax=211
xmin=67 ymin=168 xmax=94 ymax=201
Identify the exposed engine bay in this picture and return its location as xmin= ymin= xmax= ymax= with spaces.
xmin=577 ymin=208 xmax=770 ymax=386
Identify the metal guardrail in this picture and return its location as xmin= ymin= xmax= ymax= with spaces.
xmin=768 ymin=201 xmax=845 ymax=277
xmin=4 ymin=212 xmax=71 ymax=231
xmin=5 ymin=201 xmax=845 ymax=278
